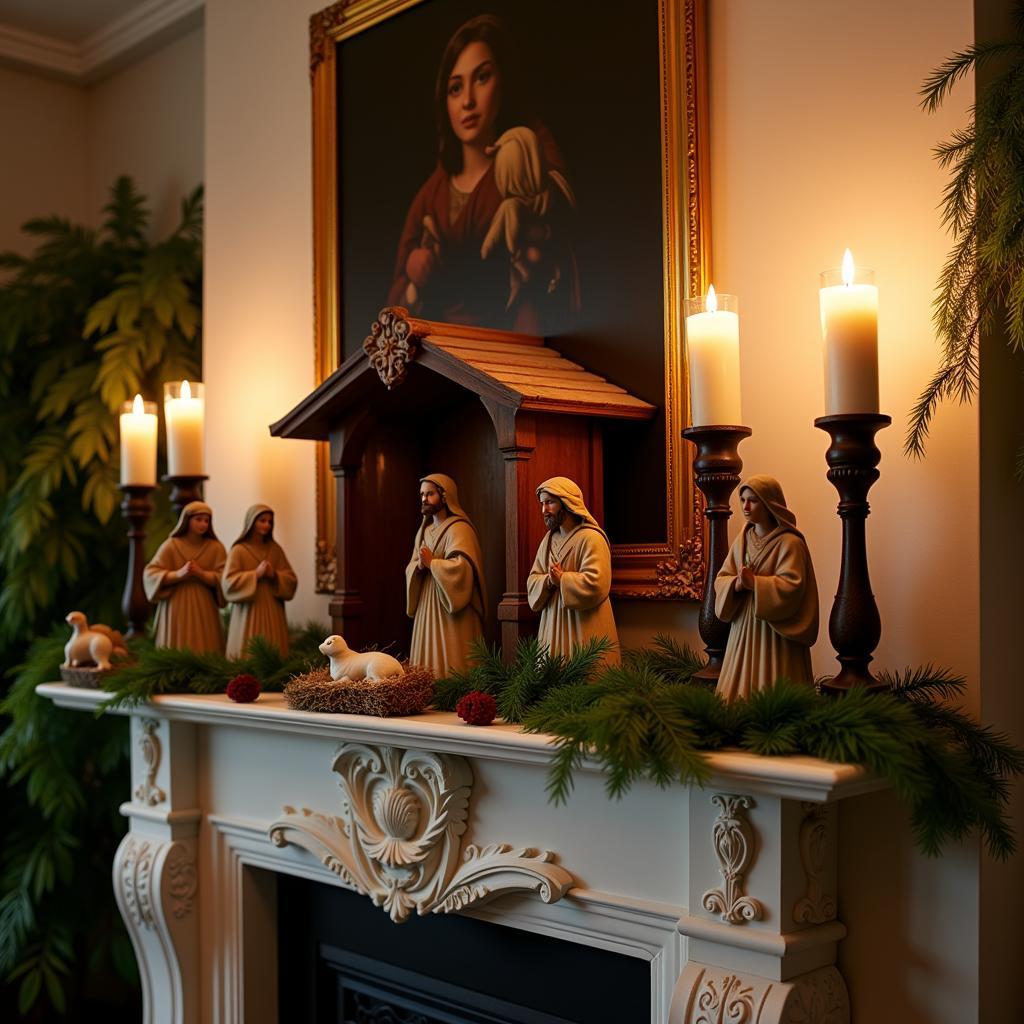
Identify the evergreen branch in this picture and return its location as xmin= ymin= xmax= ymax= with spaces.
xmin=920 ymin=40 xmax=1024 ymax=112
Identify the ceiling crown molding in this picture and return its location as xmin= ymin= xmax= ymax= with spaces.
xmin=0 ymin=0 xmax=204 ymax=84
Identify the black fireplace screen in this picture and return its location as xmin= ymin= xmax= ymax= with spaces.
xmin=278 ymin=875 xmax=650 ymax=1024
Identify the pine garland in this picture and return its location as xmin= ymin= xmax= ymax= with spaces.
xmin=37 ymin=629 xmax=1024 ymax=861
xmin=521 ymin=661 xmax=1023 ymax=860
xmin=99 ymin=622 xmax=328 ymax=709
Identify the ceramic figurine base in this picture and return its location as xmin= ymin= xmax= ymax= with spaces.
xmin=682 ymin=425 xmax=752 ymax=684
xmin=814 ymin=414 xmax=891 ymax=696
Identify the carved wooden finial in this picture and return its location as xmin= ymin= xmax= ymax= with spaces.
xmin=362 ymin=307 xmax=420 ymax=389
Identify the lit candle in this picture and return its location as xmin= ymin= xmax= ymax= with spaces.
xmin=684 ymin=285 xmax=742 ymax=427
xmin=119 ymin=394 xmax=157 ymax=486
xmin=819 ymin=249 xmax=878 ymax=414
xmin=163 ymin=379 xmax=205 ymax=476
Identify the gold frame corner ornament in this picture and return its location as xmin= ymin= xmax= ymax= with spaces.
xmin=308 ymin=0 xmax=710 ymax=598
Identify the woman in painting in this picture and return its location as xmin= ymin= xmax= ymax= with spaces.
xmin=387 ymin=14 xmax=578 ymax=333
xmin=222 ymin=504 xmax=298 ymax=658
xmin=144 ymin=501 xmax=227 ymax=652
xmin=712 ymin=476 xmax=819 ymax=703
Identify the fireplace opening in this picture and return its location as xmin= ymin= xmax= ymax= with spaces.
xmin=278 ymin=875 xmax=651 ymax=1023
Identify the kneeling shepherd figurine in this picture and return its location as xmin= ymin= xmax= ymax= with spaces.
xmin=713 ymin=475 xmax=819 ymax=703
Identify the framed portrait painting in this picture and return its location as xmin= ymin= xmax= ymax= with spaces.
xmin=309 ymin=0 xmax=710 ymax=598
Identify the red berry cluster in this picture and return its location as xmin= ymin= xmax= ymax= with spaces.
xmin=226 ymin=674 xmax=261 ymax=703
xmin=456 ymin=690 xmax=497 ymax=726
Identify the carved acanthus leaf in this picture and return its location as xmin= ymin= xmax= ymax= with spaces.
xmin=268 ymin=743 xmax=575 ymax=923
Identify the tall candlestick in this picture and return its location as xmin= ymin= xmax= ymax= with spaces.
xmin=684 ymin=286 xmax=742 ymax=427
xmin=119 ymin=394 xmax=157 ymax=486
xmin=819 ymin=250 xmax=878 ymax=414
xmin=164 ymin=379 xmax=205 ymax=476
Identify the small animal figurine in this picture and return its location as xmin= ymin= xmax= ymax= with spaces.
xmin=63 ymin=611 xmax=127 ymax=672
xmin=319 ymin=635 xmax=403 ymax=681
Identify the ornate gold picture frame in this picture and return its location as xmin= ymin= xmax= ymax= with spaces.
xmin=308 ymin=0 xmax=710 ymax=599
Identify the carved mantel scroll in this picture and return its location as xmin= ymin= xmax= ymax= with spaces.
xmin=133 ymin=718 xmax=166 ymax=806
xmin=269 ymin=743 xmax=575 ymax=923
xmin=701 ymin=793 xmax=763 ymax=925
xmin=793 ymin=802 xmax=837 ymax=925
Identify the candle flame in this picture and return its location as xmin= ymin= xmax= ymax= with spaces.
xmin=181 ymin=379 xmax=192 ymax=401
xmin=841 ymin=248 xmax=855 ymax=287
xmin=132 ymin=393 xmax=144 ymax=415
xmin=706 ymin=284 xmax=718 ymax=313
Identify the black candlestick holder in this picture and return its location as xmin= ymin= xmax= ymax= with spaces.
xmin=120 ymin=484 xmax=154 ymax=638
xmin=682 ymin=425 xmax=752 ymax=684
xmin=162 ymin=474 xmax=208 ymax=516
xmin=814 ymin=413 xmax=891 ymax=696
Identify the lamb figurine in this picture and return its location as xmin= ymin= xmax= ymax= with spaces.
xmin=319 ymin=635 xmax=403 ymax=681
xmin=63 ymin=611 xmax=127 ymax=672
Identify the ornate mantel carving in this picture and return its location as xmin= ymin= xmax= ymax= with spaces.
xmin=361 ymin=306 xmax=420 ymax=389
xmin=702 ymin=793 xmax=764 ymax=925
xmin=269 ymin=742 xmax=576 ymax=923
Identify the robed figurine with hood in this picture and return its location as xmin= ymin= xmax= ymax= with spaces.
xmin=405 ymin=473 xmax=487 ymax=678
xmin=713 ymin=475 xmax=819 ymax=702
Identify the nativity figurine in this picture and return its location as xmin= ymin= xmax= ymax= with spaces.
xmin=713 ymin=475 xmax=819 ymax=702
xmin=63 ymin=611 xmax=127 ymax=672
xmin=319 ymin=635 xmax=403 ymax=681
xmin=143 ymin=501 xmax=227 ymax=653
xmin=526 ymin=476 xmax=620 ymax=666
xmin=222 ymin=504 xmax=298 ymax=658
xmin=405 ymin=473 xmax=487 ymax=678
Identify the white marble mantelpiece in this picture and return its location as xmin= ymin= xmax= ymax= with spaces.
xmin=38 ymin=683 xmax=887 ymax=1024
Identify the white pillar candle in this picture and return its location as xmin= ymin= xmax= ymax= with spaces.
xmin=163 ymin=379 xmax=205 ymax=476
xmin=684 ymin=285 xmax=742 ymax=427
xmin=819 ymin=250 xmax=879 ymax=414
xmin=119 ymin=394 xmax=157 ymax=486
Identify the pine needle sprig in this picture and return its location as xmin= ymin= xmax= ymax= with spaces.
xmin=909 ymin=10 xmax=1024 ymax=473
xmin=627 ymin=632 xmax=706 ymax=683
xmin=432 ymin=636 xmax=613 ymax=722
xmin=736 ymin=678 xmax=819 ymax=756
xmin=880 ymin=664 xmax=966 ymax=702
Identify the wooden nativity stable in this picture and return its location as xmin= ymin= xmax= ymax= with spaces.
xmin=270 ymin=306 xmax=655 ymax=660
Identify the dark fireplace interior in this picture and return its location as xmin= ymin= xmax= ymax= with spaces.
xmin=278 ymin=876 xmax=651 ymax=1023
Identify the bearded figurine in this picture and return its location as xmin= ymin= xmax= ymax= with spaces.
xmin=405 ymin=473 xmax=487 ymax=678
xmin=713 ymin=475 xmax=819 ymax=703
xmin=526 ymin=477 xmax=619 ymax=667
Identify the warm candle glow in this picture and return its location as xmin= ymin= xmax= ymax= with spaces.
xmin=819 ymin=254 xmax=878 ymax=414
xmin=164 ymin=380 xmax=205 ymax=476
xmin=684 ymin=287 xmax=742 ymax=427
xmin=120 ymin=395 xmax=157 ymax=486
xmin=841 ymin=248 xmax=855 ymax=287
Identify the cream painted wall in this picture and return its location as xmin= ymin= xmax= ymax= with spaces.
xmin=708 ymin=2 xmax=981 ymax=1021
xmin=204 ymin=0 xmax=996 ymax=1020
xmin=0 ymin=26 xmax=203 ymax=256
xmin=90 ymin=26 xmax=205 ymax=238
xmin=0 ymin=65 xmax=91 ymax=255
xmin=204 ymin=0 xmax=321 ymax=625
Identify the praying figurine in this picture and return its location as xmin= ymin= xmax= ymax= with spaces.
xmin=223 ymin=504 xmax=298 ymax=658
xmin=144 ymin=501 xmax=227 ymax=652
xmin=405 ymin=473 xmax=487 ymax=678
xmin=713 ymin=475 xmax=819 ymax=703
xmin=526 ymin=477 xmax=619 ymax=667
